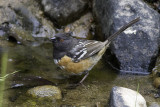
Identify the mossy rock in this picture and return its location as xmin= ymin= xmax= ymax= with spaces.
xmin=27 ymin=85 xmax=62 ymax=100
xmin=153 ymin=77 xmax=160 ymax=88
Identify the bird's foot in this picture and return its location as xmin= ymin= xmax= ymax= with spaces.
xmin=65 ymin=72 xmax=89 ymax=89
xmin=65 ymin=83 xmax=80 ymax=89
xmin=65 ymin=82 xmax=87 ymax=89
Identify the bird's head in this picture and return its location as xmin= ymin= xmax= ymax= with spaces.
xmin=51 ymin=33 xmax=74 ymax=51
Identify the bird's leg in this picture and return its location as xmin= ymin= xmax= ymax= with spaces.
xmin=79 ymin=72 xmax=89 ymax=84
xmin=66 ymin=72 xmax=89 ymax=89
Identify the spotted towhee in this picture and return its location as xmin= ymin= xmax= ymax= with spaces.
xmin=51 ymin=17 xmax=140 ymax=84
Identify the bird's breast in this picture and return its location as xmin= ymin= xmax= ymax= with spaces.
xmin=57 ymin=55 xmax=93 ymax=74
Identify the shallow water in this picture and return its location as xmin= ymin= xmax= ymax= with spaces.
xmin=0 ymin=40 xmax=160 ymax=107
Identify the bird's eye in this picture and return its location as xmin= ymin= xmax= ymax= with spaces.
xmin=60 ymin=39 xmax=64 ymax=42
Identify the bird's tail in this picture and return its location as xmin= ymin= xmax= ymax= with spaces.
xmin=104 ymin=17 xmax=140 ymax=44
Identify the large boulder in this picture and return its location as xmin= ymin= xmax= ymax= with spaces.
xmin=110 ymin=86 xmax=147 ymax=107
xmin=93 ymin=0 xmax=160 ymax=74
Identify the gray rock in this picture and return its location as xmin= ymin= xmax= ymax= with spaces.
xmin=41 ymin=0 xmax=88 ymax=26
xmin=0 ymin=7 xmax=17 ymax=25
xmin=149 ymin=102 xmax=160 ymax=107
xmin=153 ymin=77 xmax=160 ymax=88
xmin=110 ymin=86 xmax=147 ymax=107
xmin=64 ymin=12 xmax=95 ymax=39
xmin=13 ymin=6 xmax=55 ymax=38
xmin=93 ymin=0 xmax=160 ymax=74
xmin=27 ymin=85 xmax=62 ymax=100
xmin=0 ymin=1 xmax=56 ymax=45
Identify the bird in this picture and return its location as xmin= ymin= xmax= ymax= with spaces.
xmin=51 ymin=17 xmax=140 ymax=84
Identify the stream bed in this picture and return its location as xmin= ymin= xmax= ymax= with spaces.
xmin=0 ymin=40 xmax=159 ymax=107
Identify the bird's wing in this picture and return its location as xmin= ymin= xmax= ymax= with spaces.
xmin=68 ymin=40 xmax=105 ymax=62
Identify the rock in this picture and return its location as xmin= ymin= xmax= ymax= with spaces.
xmin=144 ymin=0 xmax=160 ymax=13
xmin=93 ymin=0 xmax=160 ymax=74
xmin=110 ymin=86 xmax=147 ymax=107
xmin=8 ymin=24 xmax=35 ymax=44
xmin=41 ymin=0 xmax=88 ymax=26
xmin=0 ymin=1 xmax=56 ymax=45
xmin=11 ymin=76 xmax=55 ymax=89
xmin=12 ymin=6 xmax=55 ymax=38
xmin=149 ymin=102 xmax=160 ymax=107
xmin=64 ymin=12 xmax=95 ymax=39
xmin=153 ymin=77 xmax=160 ymax=88
xmin=0 ymin=7 xmax=17 ymax=25
xmin=27 ymin=85 xmax=62 ymax=100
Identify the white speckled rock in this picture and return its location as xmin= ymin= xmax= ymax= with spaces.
xmin=93 ymin=0 xmax=160 ymax=74
xmin=27 ymin=85 xmax=62 ymax=100
xmin=110 ymin=86 xmax=147 ymax=107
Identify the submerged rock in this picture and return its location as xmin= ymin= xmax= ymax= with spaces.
xmin=110 ymin=86 xmax=147 ymax=107
xmin=11 ymin=76 xmax=55 ymax=89
xmin=93 ymin=0 xmax=160 ymax=74
xmin=153 ymin=77 xmax=160 ymax=88
xmin=27 ymin=85 xmax=62 ymax=100
xmin=41 ymin=0 xmax=89 ymax=26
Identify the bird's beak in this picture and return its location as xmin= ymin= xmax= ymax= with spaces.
xmin=51 ymin=37 xmax=56 ymax=42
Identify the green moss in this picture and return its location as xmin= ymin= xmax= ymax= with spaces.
xmin=11 ymin=26 xmax=35 ymax=42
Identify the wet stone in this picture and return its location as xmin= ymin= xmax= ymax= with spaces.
xmin=149 ymin=102 xmax=160 ymax=107
xmin=27 ymin=85 xmax=62 ymax=100
xmin=153 ymin=77 xmax=160 ymax=88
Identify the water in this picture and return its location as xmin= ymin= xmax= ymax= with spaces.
xmin=0 ymin=40 xmax=159 ymax=106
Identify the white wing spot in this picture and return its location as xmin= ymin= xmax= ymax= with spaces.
xmin=75 ymin=48 xmax=87 ymax=55
xmin=85 ymin=41 xmax=98 ymax=46
xmin=89 ymin=50 xmax=96 ymax=56
xmin=61 ymin=66 xmax=65 ymax=69
xmin=78 ymin=50 xmax=87 ymax=60
xmin=54 ymin=59 xmax=59 ymax=64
